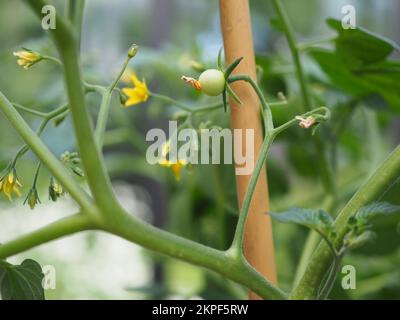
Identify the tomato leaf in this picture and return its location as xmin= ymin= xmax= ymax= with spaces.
xmin=327 ymin=18 xmax=400 ymax=66
xmin=310 ymin=49 xmax=400 ymax=112
xmin=269 ymin=208 xmax=335 ymax=240
xmin=355 ymin=202 xmax=400 ymax=223
xmin=0 ymin=259 xmax=45 ymax=300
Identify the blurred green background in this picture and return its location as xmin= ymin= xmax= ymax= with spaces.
xmin=0 ymin=0 xmax=400 ymax=299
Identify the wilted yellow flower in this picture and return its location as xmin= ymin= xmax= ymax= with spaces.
xmin=295 ymin=116 xmax=317 ymax=129
xmin=121 ymin=73 xmax=149 ymax=107
xmin=181 ymin=75 xmax=202 ymax=91
xmin=49 ymin=177 xmax=65 ymax=202
xmin=0 ymin=169 xmax=22 ymax=200
xmin=24 ymin=188 xmax=41 ymax=210
xmin=13 ymin=50 xmax=41 ymax=70
xmin=158 ymin=159 xmax=187 ymax=181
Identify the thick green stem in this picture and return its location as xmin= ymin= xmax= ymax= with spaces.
xmin=0 ymin=92 xmax=93 ymax=211
xmin=271 ymin=0 xmax=311 ymax=110
xmin=230 ymin=133 xmax=275 ymax=254
xmin=317 ymin=254 xmax=342 ymax=300
xmin=228 ymin=75 xmax=274 ymax=132
xmin=230 ymin=107 xmax=329 ymax=255
xmin=103 ymin=207 xmax=286 ymax=300
xmin=67 ymin=0 xmax=85 ymax=48
xmin=26 ymin=0 xmax=118 ymax=215
xmin=291 ymin=145 xmax=400 ymax=299
xmin=18 ymin=0 xmax=288 ymax=300
xmin=271 ymin=0 xmax=335 ymax=197
xmin=0 ymin=214 xmax=94 ymax=260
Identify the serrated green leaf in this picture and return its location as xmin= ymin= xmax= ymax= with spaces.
xmin=269 ymin=208 xmax=334 ymax=237
xmin=327 ymin=18 xmax=400 ymax=66
xmin=310 ymin=49 xmax=371 ymax=96
xmin=0 ymin=259 xmax=45 ymax=300
xmin=310 ymin=49 xmax=400 ymax=112
xmin=355 ymin=202 xmax=400 ymax=223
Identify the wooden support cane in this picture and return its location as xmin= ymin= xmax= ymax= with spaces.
xmin=219 ymin=0 xmax=277 ymax=299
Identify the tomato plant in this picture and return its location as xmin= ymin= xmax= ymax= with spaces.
xmin=0 ymin=0 xmax=400 ymax=300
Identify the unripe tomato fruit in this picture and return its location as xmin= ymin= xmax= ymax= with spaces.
xmin=198 ymin=69 xmax=225 ymax=96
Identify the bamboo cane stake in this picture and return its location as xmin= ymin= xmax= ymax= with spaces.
xmin=219 ymin=0 xmax=277 ymax=299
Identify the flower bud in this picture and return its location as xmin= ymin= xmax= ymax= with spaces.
xmin=119 ymin=90 xmax=129 ymax=105
xmin=128 ymin=44 xmax=139 ymax=58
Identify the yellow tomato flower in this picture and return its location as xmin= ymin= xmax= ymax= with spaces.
xmin=0 ymin=170 xmax=22 ymax=200
xmin=158 ymin=159 xmax=187 ymax=181
xmin=121 ymin=73 xmax=149 ymax=107
xmin=13 ymin=50 xmax=41 ymax=70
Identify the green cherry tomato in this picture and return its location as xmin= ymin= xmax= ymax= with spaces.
xmin=198 ymin=69 xmax=226 ymax=96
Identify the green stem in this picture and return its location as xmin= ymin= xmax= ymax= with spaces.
xmin=31 ymin=161 xmax=41 ymax=187
xmin=103 ymin=207 xmax=286 ymax=300
xmin=12 ymin=103 xmax=47 ymax=117
xmin=26 ymin=0 xmax=117 ymax=215
xmin=0 ymin=214 xmax=94 ymax=260
xmin=151 ymin=92 xmax=223 ymax=114
xmin=95 ymin=93 xmax=112 ymax=147
xmin=67 ymin=0 xmax=85 ymax=48
xmin=293 ymin=231 xmax=320 ymax=286
xmin=271 ymin=0 xmax=336 ymax=198
xmin=228 ymin=75 xmax=274 ymax=133
xmin=95 ymin=56 xmax=131 ymax=147
xmin=0 ymin=91 xmax=94 ymax=213
xmin=297 ymin=36 xmax=336 ymax=52
xmin=291 ymin=145 xmax=400 ymax=299
xmin=150 ymin=92 xmax=195 ymax=112
xmin=230 ymin=107 xmax=329 ymax=255
xmin=316 ymin=254 xmax=342 ymax=300
xmin=230 ymin=132 xmax=275 ymax=255
xmin=110 ymin=57 xmax=131 ymax=93
xmin=269 ymin=100 xmax=288 ymax=108
xmin=42 ymin=56 xmax=63 ymax=66
xmin=271 ymin=0 xmax=311 ymax=110
xmin=19 ymin=0 xmax=288 ymax=300
xmin=192 ymin=102 xmax=223 ymax=114
xmin=10 ymin=104 xmax=69 ymax=165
